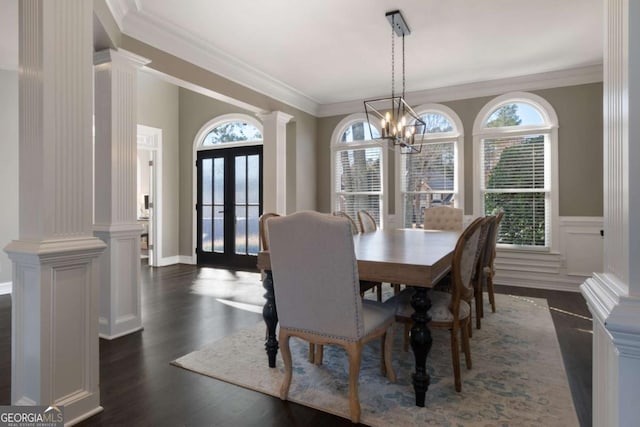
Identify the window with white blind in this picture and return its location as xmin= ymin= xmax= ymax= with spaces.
xmin=473 ymin=92 xmax=559 ymax=250
xmin=397 ymin=104 xmax=464 ymax=229
xmin=332 ymin=115 xmax=384 ymax=226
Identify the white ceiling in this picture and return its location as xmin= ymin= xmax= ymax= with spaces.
xmin=1 ymin=1 xmax=603 ymax=112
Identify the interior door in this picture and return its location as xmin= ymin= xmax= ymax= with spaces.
xmin=197 ymin=145 xmax=263 ymax=268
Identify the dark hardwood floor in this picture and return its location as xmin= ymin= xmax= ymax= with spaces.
xmin=0 ymin=263 xmax=592 ymax=426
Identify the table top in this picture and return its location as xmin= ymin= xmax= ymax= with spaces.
xmin=257 ymin=228 xmax=459 ymax=288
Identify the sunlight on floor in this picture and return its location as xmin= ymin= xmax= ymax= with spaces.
xmin=215 ymin=298 xmax=263 ymax=314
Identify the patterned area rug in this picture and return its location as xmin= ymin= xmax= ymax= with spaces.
xmin=172 ymin=294 xmax=578 ymax=426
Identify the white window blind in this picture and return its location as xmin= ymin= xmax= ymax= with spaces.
xmin=400 ymin=141 xmax=456 ymax=228
xmin=334 ymin=147 xmax=382 ymax=225
xmin=481 ymin=134 xmax=548 ymax=247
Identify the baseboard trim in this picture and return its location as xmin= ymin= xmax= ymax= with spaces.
xmin=178 ymin=255 xmax=196 ymax=265
xmin=156 ymin=256 xmax=180 ymax=267
xmin=0 ymin=282 xmax=12 ymax=295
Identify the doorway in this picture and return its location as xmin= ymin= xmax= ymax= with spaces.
xmin=137 ymin=125 xmax=162 ymax=267
xmin=196 ymin=145 xmax=263 ymax=268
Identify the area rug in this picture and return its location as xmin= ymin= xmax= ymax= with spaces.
xmin=172 ymin=294 xmax=579 ymax=426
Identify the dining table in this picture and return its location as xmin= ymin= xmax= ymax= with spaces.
xmin=256 ymin=227 xmax=460 ymax=407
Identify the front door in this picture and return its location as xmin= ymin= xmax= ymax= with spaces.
xmin=197 ymin=146 xmax=263 ymax=268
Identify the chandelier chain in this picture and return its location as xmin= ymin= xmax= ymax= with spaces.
xmin=391 ymin=15 xmax=395 ymax=103
xmin=402 ymin=34 xmax=406 ymax=101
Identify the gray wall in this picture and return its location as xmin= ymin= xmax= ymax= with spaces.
xmin=137 ymin=71 xmax=180 ymax=260
xmin=316 ymin=83 xmax=604 ymax=217
xmin=177 ymin=88 xmax=317 ymax=258
xmin=0 ymin=69 xmax=18 ymax=283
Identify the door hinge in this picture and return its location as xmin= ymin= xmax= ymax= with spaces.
xmin=195 ymin=204 xmax=198 ymax=210
xmin=148 ymin=160 xmax=153 ymax=166
xmin=149 ymin=244 xmax=154 ymax=250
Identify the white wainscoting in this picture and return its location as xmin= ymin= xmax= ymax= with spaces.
xmin=494 ymin=216 xmax=604 ymax=292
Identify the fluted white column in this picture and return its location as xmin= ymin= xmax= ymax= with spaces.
xmin=94 ymin=49 xmax=150 ymax=339
xmin=3 ymin=0 xmax=106 ymax=424
xmin=259 ymin=111 xmax=293 ymax=214
xmin=580 ymin=1 xmax=640 ymax=425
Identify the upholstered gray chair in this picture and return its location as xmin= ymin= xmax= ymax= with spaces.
xmin=268 ymin=211 xmax=396 ymax=423
xmin=390 ymin=215 xmax=483 ymax=392
xmin=423 ymin=206 xmax=464 ymax=231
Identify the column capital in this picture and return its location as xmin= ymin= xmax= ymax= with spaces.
xmin=94 ymin=48 xmax=150 ymax=69
xmin=257 ymin=111 xmax=294 ymax=125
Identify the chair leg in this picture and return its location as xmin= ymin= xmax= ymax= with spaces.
xmin=392 ymin=283 xmax=401 ymax=295
xmin=450 ymin=327 xmax=462 ymax=392
xmin=345 ymin=342 xmax=362 ymax=424
xmin=376 ymin=284 xmax=382 ymax=302
xmin=308 ymin=343 xmax=315 ymax=363
xmin=461 ymin=318 xmax=472 ymax=370
xmin=475 ymin=277 xmax=483 ymax=329
xmin=279 ymin=330 xmax=293 ymax=400
xmin=488 ymin=273 xmax=497 ymax=313
xmin=382 ymin=325 xmax=396 ymax=383
xmin=315 ymin=344 xmax=324 ymax=365
xmin=403 ymin=323 xmax=410 ymax=352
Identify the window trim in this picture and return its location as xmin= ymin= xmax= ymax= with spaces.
xmin=330 ymin=113 xmax=386 ymax=228
xmin=395 ymin=103 xmax=465 ymax=228
xmin=472 ymin=92 xmax=559 ymax=251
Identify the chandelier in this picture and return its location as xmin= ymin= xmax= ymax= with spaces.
xmin=364 ymin=10 xmax=425 ymax=154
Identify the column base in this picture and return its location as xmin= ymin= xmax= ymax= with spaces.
xmin=5 ymin=237 xmax=105 ymax=425
xmin=94 ymin=224 xmax=143 ymax=339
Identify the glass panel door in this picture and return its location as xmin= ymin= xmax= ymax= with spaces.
xmin=197 ymin=145 xmax=262 ymax=267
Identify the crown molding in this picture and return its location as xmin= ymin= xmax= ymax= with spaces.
xmin=108 ymin=0 xmax=320 ymax=116
xmin=105 ymin=1 xmax=602 ymax=119
xmin=317 ymin=64 xmax=603 ymax=117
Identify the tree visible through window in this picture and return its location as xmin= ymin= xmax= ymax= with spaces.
xmin=477 ymin=97 xmax=555 ymax=248
xmin=399 ymin=107 xmax=462 ymax=228
xmin=203 ymin=121 xmax=262 ymax=145
xmin=333 ymin=120 xmax=383 ymax=225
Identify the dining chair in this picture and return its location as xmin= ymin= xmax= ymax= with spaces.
xmin=332 ymin=211 xmax=359 ymax=235
xmin=423 ymin=206 xmax=464 ymax=231
xmin=259 ymin=212 xmax=280 ymax=250
xmin=355 ymin=210 xmax=386 ymax=301
xmin=479 ymin=211 xmax=504 ymax=316
xmin=268 ymin=211 xmax=396 ymax=423
xmin=470 ymin=216 xmax=493 ymax=333
xmin=357 ymin=209 xmax=377 ymax=233
xmin=389 ymin=215 xmax=483 ymax=392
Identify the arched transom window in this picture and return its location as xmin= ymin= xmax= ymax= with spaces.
xmin=201 ymin=120 xmax=262 ymax=146
xmin=473 ymin=92 xmax=558 ymax=249
xmin=397 ymin=104 xmax=464 ymax=229
xmin=331 ymin=114 xmax=384 ymax=227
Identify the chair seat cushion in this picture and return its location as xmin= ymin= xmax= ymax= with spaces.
xmin=389 ymin=289 xmax=470 ymax=322
xmin=361 ymin=300 xmax=395 ymax=336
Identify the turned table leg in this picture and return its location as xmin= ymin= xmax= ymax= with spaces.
xmin=262 ymin=270 xmax=279 ymax=368
xmin=410 ymin=286 xmax=433 ymax=407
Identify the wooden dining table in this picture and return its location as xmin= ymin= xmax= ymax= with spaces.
xmin=256 ymin=228 xmax=460 ymax=407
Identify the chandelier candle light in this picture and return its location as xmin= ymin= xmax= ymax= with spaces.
xmin=364 ymin=10 xmax=426 ymax=154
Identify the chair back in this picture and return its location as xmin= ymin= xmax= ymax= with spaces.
xmin=269 ymin=211 xmax=364 ymax=341
xmin=357 ymin=210 xmax=377 ymax=233
xmin=450 ymin=217 xmax=483 ymax=320
xmin=259 ymin=212 xmax=280 ymax=250
xmin=423 ymin=206 xmax=463 ymax=231
xmin=478 ymin=215 xmax=498 ymax=271
xmin=332 ymin=211 xmax=360 ymax=235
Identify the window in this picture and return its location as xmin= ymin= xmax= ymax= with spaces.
xmin=202 ymin=120 xmax=262 ymax=145
xmin=473 ymin=93 xmax=558 ymax=249
xmin=397 ymin=104 xmax=464 ymax=228
xmin=331 ymin=114 xmax=384 ymax=226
